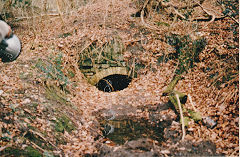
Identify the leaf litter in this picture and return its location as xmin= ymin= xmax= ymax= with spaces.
xmin=0 ymin=0 xmax=238 ymax=156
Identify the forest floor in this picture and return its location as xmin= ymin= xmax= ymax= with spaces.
xmin=0 ymin=0 xmax=239 ymax=156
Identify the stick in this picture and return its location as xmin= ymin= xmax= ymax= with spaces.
xmin=140 ymin=0 xmax=160 ymax=31
xmin=188 ymin=94 xmax=197 ymax=112
xmin=28 ymin=140 xmax=46 ymax=153
xmin=173 ymin=8 xmax=186 ymax=19
xmin=193 ymin=0 xmax=216 ymax=27
xmin=176 ymin=94 xmax=185 ymax=141
xmin=56 ymin=0 xmax=65 ymax=26
xmin=0 ymin=144 xmax=12 ymax=152
xmin=161 ymin=0 xmax=206 ymax=10
xmin=29 ymin=129 xmax=59 ymax=150
xmin=14 ymin=14 xmax=61 ymax=21
xmin=230 ymin=148 xmax=238 ymax=157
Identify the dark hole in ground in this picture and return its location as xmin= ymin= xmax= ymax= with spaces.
xmin=100 ymin=118 xmax=164 ymax=145
xmin=80 ymin=66 xmax=92 ymax=69
xmin=96 ymin=74 xmax=132 ymax=92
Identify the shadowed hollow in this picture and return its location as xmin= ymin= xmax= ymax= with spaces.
xmin=96 ymin=74 xmax=132 ymax=92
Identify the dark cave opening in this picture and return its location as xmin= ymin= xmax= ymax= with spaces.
xmin=96 ymin=74 xmax=132 ymax=92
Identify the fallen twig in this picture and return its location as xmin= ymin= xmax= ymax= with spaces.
xmin=28 ymin=140 xmax=46 ymax=153
xmin=29 ymin=129 xmax=59 ymax=151
xmin=139 ymin=0 xmax=211 ymax=31
xmin=56 ymin=0 xmax=65 ymax=26
xmin=14 ymin=14 xmax=61 ymax=21
xmin=188 ymin=94 xmax=197 ymax=112
xmin=176 ymin=94 xmax=185 ymax=141
xmin=188 ymin=95 xmax=216 ymax=128
xmin=161 ymin=0 xmax=206 ymax=10
xmin=227 ymin=15 xmax=239 ymax=24
xmin=230 ymin=148 xmax=239 ymax=157
xmin=0 ymin=144 xmax=12 ymax=152
xmin=140 ymin=0 xmax=159 ymax=31
xmin=173 ymin=8 xmax=186 ymax=20
xmin=193 ymin=0 xmax=216 ymax=27
xmin=140 ymin=0 xmax=169 ymax=32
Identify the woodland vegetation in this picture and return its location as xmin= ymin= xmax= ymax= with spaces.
xmin=0 ymin=0 xmax=238 ymax=156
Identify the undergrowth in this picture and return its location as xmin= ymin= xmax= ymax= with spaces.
xmin=35 ymin=53 xmax=69 ymax=92
xmin=166 ymin=35 xmax=207 ymax=75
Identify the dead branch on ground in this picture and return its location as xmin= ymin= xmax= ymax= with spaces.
xmin=139 ymin=0 xmax=228 ymax=31
xmin=176 ymin=94 xmax=186 ymax=141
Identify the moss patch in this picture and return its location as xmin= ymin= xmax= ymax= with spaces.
xmin=2 ymin=146 xmax=42 ymax=157
xmin=55 ymin=115 xmax=75 ymax=133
